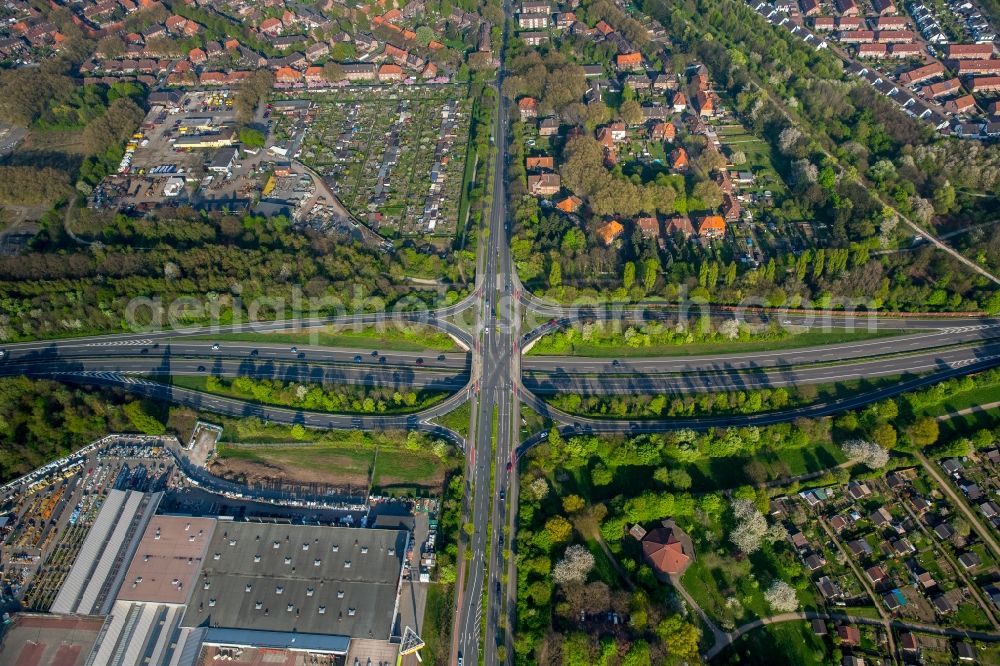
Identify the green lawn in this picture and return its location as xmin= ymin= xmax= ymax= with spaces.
xmin=715 ymin=620 xmax=829 ymax=665
xmin=434 ymin=401 xmax=471 ymax=439
xmin=671 ymin=439 xmax=846 ymax=492
xmin=216 ymin=440 xmax=374 ymax=481
xmin=527 ymin=328 xmax=905 ymax=358
xmin=190 ymin=323 xmax=459 ymax=352
xmin=421 ymin=582 xmax=455 ymax=666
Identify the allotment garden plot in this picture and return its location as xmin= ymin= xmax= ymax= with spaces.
xmin=284 ymin=86 xmax=471 ymax=238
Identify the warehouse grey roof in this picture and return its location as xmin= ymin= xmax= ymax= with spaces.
xmin=182 ymin=522 xmax=407 ymax=639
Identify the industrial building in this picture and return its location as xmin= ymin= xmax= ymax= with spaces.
xmin=49 ymin=489 xmax=161 ymax=616
xmin=181 ymin=522 xmax=408 ymax=640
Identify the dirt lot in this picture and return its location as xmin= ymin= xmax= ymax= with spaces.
xmin=209 ymin=449 xmax=372 ymax=489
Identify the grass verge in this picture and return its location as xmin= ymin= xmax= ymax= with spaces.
xmin=190 ymin=323 xmax=459 ymax=352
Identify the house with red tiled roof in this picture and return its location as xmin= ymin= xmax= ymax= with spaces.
xmin=696 ymin=91 xmax=715 ymax=117
xmin=199 ymin=71 xmax=226 ymax=85
xmin=260 ymin=17 xmax=282 ymax=36
xmin=596 ymin=219 xmax=624 ymax=245
xmin=421 ymin=62 xmax=438 ymax=78
xmin=616 ymin=52 xmax=642 ymax=71
xmin=672 ymin=91 xmax=687 ymax=112
xmin=518 ymin=97 xmax=538 ymax=121
xmin=403 ymin=29 xmax=417 ymax=41
xmin=665 ymin=215 xmax=693 ymax=238
xmin=165 ymin=14 xmax=186 ymax=31
xmin=225 ymin=38 xmax=240 ymax=51
xmin=595 ymin=20 xmax=614 ymax=35
xmin=639 ymin=520 xmax=693 ymax=578
xmin=526 ymin=156 xmax=555 ymax=171
xmin=944 ymin=94 xmax=976 ymax=114
xmin=383 ymin=8 xmax=403 ymax=21
xmin=305 ymin=66 xmax=325 ymax=86
xmin=188 ymin=47 xmax=206 ymax=64
xmin=275 ymin=66 xmax=301 ymax=84
xmin=721 ymin=193 xmax=741 ymax=221
xmin=183 ymin=21 xmax=199 ymax=36
xmin=697 ymin=215 xmax=726 ymax=239
xmin=636 ymin=216 xmax=660 ymax=239
xmin=556 ymin=195 xmax=582 ymax=213
xmin=649 ymin=121 xmax=675 ymax=141
xmin=670 ymin=147 xmax=689 ymax=171
xmin=378 ymin=63 xmax=404 ymax=81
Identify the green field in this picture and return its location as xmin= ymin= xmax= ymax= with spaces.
xmin=190 ymin=323 xmax=459 ymax=352
xmin=214 ymin=430 xmax=457 ymax=493
xmin=527 ymin=328 xmax=905 ymax=357
xmin=715 ymin=620 xmax=829 ymax=665
xmin=434 ymin=401 xmax=471 ymax=439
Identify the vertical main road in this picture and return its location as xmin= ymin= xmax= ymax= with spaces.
xmin=454 ymin=1 xmax=518 ymax=663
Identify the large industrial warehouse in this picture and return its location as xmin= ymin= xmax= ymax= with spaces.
xmin=16 ymin=490 xmax=412 ymax=666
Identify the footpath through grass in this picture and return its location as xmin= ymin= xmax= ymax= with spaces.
xmin=527 ymin=328 xmax=903 ymax=357
xmin=192 ymin=323 xmax=459 ymax=352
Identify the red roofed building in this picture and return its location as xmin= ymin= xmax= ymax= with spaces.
xmin=518 ymin=97 xmax=538 ymax=120
xmin=640 ymin=521 xmax=693 ymax=578
xmin=874 ymin=16 xmax=908 ymax=30
xmin=199 ymin=71 xmax=226 ymax=85
xmin=899 ymin=61 xmax=945 ymax=84
xmin=858 ymin=43 xmax=887 ymax=58
xmin=188 ymin=47 xmax=206 ymax=64
xmin=923 ymin=77 xmax=961 ymax=97
xmin=305 ymin=66 xmax=325 ymax=86
xmin=970 ymin=75 xmax=1000 ymax=93
xmin=275 ymin=66 xmax=301 ymax=84
xmin=945 ymin=43 xmax=995 ymax=60
xmin=526 ymin=156 xmax=555 ymax=170
xmin=260 ymin=17 xmax=282 ymax=36
xmin=636 ymin=216 xmax=660 ymax=239
xmin=555 ymin=195 xmax=582 ymax=213
xmin=840 ymin=30 xmax=876 ymax=43
xmin=697 ymin=215 xmax=726 ymax=239
xmin=165 ymin=15 xmax=186 ymax=31
xmin=596 ymin=219 xmax=624 ymax=245
xmin=616 ymin=52 xmax=642 ymax=70
xmin=595 ymin=20 xmax=614 ymax=35
xmin=876 ymin=30 xmax=913 ymax=42
xmin=383 ymin=8 xmax=403 ymax=21
xmin=665 ymin=215 xmax=694 ymax=238
xmin=378 ymin=63 xmax=404 ymax=81
xmin=944 ymin=94 xmax=976 ymax=114
xmin=696 ymin=90 xmax=715 ymax=116
xmin=952 ymin=59 xmax=1000 ymax=75
xmin=670 ymin=147 xmax=689 ymax=171
xmin=649 ymin=121 xmax=675 ymax=141
xmin=183 ymin=21 xmax=199 ymax=36
xmin=888 ymin=43 xmax=921 ymax=57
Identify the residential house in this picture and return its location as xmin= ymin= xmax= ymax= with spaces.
xmin=899 ymin=62 xmax=945 ymax=84
xmin=837 ymin=625 xmax=861 ymax=646
xmin=649 ymin=121 xmax=675 ymax=141
xmin=944 ymin=95 xmax=977 ymax=114
xmin=596 ymin=219 xmax=624 ymax=245
xmin=527 ymin=173 xmax=561 ymax=196
xmin=538 ymin=117 xmax=559 ymax=136
xmin=555 ymin=195 xmax=582 ymax=213
xmin=636 ymin=216 xmax=660 ymax=239
xmin=526 ymin=156 xmax=554 ymax=170
xmin=670 ymin=147 xmax=689 ymax=170
xmin=664 ymin=215 xmax=693 ymax=238
xmin=518 ymin=97 xmax=538 ymax=121
xmin=378 ymin=63 xmax=404 ymax=81
xmin=697 ymin=215 xmax=726 ymax=239
xmin=617 ymin=52 xmax=642 ymax=71
xmin=945 ymin=43 xmax=995 ymax=59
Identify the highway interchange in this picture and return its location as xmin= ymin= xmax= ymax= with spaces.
xmin=3 ymin=5 xmax=1000 ymax=664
